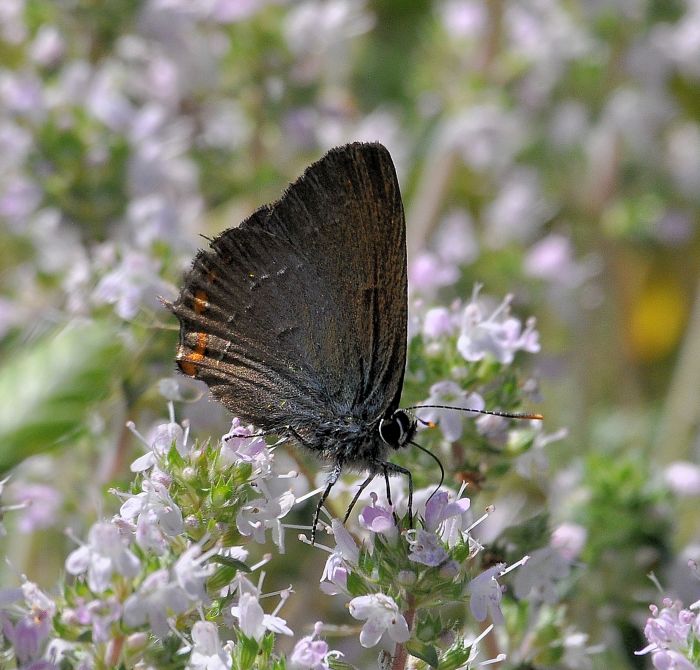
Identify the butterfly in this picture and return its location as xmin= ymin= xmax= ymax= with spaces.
xmin=168 ymin=142 xmax=541 ymax=542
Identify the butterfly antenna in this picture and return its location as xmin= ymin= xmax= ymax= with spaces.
xmin=409 ymin=440 xmax=445 ymax=504
xmin=407 ymin=404 xmax=543 ymax=421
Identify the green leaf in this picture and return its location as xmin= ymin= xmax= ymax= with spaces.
xmin=346 ymin=572 xmax=369 ymax=597
xmin=210 ymin=554 xmax=252 ymax=572
xmin=0 ymin=322 xmax=124 ymax=472
xmin=405 ymin=640 xmax=439 ymax=668
xmin=328 ymin=659 xmax=359 ymax=670
xmin=207 ymin=565 xmax=238 ymax=592
xmin=237 ymin=633 xmax=259 ymax=670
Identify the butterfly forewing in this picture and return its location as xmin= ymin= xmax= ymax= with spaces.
xmin=171 ymin=142 xmax=407 ymax=439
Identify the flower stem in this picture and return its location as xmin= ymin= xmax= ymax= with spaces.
xmin=391 ymin=595 xmax=416 ymax=670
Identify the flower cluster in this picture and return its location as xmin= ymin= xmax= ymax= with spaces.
xmin=314 ymin=489 xmax=521 ymax=666
xmin=0 ymin=405 xmax=330 ymax=669
xmin=637 ymin=597 xmax=700 ymax=670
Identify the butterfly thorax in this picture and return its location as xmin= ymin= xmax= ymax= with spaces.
xmin=292 ymin=409 xmax=416 ymax=473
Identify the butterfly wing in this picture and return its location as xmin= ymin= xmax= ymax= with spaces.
xmin=170 ymin=142 xmax=407 ymax=433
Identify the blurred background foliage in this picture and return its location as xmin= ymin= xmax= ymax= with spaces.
xmin=0 ymin=0 xmax=699 ymax=668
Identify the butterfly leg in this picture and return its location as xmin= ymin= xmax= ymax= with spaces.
xmin=312 ymin=461 xmax=343 ymax=545
xmin=379 ymin=461 xmax=413 ymax=529
xmin=343 ymin=473 xmax=376 ymax=523
xmin=381 ymin=464 xmax=399 ymax=526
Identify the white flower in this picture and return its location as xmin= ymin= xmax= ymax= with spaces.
xmin=236 ymin=491 xmax=295 ymax=552
xmin=457 ymin=287 xmax=540 ymax=365
xmin=467 ymin=565 xmax=505 ymax=624
xmin=348 ymin=593 xmax=410 ymax=648
xmin=65 ymin=521 xmax=140 ymax=593
xmin=289 ymin=621 xmax=340 ymax=670
xmin=220 ymin=418 xmax=271 ymax=478
xmin=119 ymin=479 xmax=184 ymax=554
xmin=129 ymin=419 xmax=189 ymax=473
xmin=513 ymin=547 xmax=571 ymax=604
xmin=423 ymin=488 xmax=472 ymax=546
xmin=187 ymin=621 xmax=232 ymax=670
xmin=230 ymin=592 xmax=293 ymax=642
xmin=664 ymin=461 xmax=700 ymax=496
xmin=122 ymin=569 xmax=190 ymax=638
xmin=416 ymin=381 xmax=484 ymax=442
xmin=174 ymin=544 xmax=217 ymax=603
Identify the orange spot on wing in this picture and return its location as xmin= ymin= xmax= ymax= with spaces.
xmin=176 ymin=331 xmax=209 ymax=377
xmin=193 ymin=289 xmax=208 ymax=314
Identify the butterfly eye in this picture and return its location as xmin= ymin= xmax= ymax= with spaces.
xmin=379 ymin=410 xmax=414 ymax=448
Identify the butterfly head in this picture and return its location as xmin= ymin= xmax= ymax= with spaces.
xmin=378 ymin=409 xmax=416 ymax=450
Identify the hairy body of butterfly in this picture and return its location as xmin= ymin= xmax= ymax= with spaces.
xmin=168 ymin=142 xmax=417 ymax=542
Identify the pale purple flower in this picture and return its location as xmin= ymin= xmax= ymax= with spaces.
xmin=320 ymin=521 xmax=360 ymax=595
xmin=513 ymin=547 xmax=571 ymax=604
xmin=119 ymin=479 xmax=184 ymax=553
xmin=188 ymin=621 xmax=232 ymax=670
xmin=220 ymin=418 xmax=271 ymax=477
xmin=0 ymin=0 xmax=26 ymax=44
xmin=0 ymin=175 xmax=42 ymax=224
xmin=331 ymin=519 xmax=360 ymax=563
xmin=65 ymin=521 xmax=140 ymax=593
xmin=284 ymin=0 xmax=374 ymax=58
xmin=319 ymin=552 xmax=350 ymax=596
xmin=416 ymin=380 xmax=484 ymax=442
xmin=423 ymin=489 xmax=472 ymax=546
xmin=0 ymin=71 xmax=44 ymax=119
xmin=408 ymin=251 xmax=459 ymax=295
xmin=85 ymin=63 xmax=134 ymax=131
xmin=236 ymin=490 xmax=295 ymax=551
xmin=468 ymin=565 xmax=505 ymax=624
xmin=230 ymin=592 xmax=293 ymax=642
xmin=62 ymin=596 xmax=121 ymax=643
xmin=1 ymin=582 xmax=55 ymax=665
xmin=407 ymin=529 xmax=449 ymax=566
xmin=9 ymin=483 xmax=63 ymax=533
xmin=122 ymin=569 xmax=190 ymax=638
xmin=445 ymin=104 xmax=525 ymax=174
xmin=30 ymin=25 xmax=65 ymax=66
xmin=174 ymin=544 xmax=217 ymax=603
xmin=551 ymin=523 xmax=587 ymax=561
xmin=126 ymin=195 xmax=180 ymax=249
xmin=457 ymin=288 xmax=540 ymax=365
xmin=358 ymin=493 xmax=397 ymax=542
xmin=211 ymin=0 xmax=267 ymax=23
xmin=524 ymin=233 xmax=575 ymax=282
xmin=93 ymin=249 xmax=172 ymax=320
xmin=515 ymin=426 xmax=568 ymax=479
xmin=636 ymin=598 xmax=698 ymax=670
xmin=130 ymin=418 xmax=189 ymax=473
xmin=664 ymin=461 xmax=700 ymax=497
xmin=422 ymin=306 xmax=455 ymax=339
xmin=86 ymin=597 xmax=121 ymax=643
xmin=348 ymin=593 xmax=410 ymax=648
xmin=439 ymin=0 xmax=486 ymax=39
xmin=434 ymin=209 xmax=479 ymax=265
xmin=289 ymin=621 xmax=340 ymax=670
xmin=483 ymin=169 xmax=552 ymax=248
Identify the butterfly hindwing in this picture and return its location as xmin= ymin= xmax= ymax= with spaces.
xmin=171 ymin=142 xmax=407 ymax=434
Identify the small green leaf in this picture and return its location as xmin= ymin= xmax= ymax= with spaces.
xmin=346 ymin=572 xmax=369 ymax=597
xmin=405 ymin=640 xmax=439 ymax=668
xmin=210 ymin=554 xmax=252 ymax=572
xmin=237 ymin=633 xmax=259 ymax=670
xmin=328 ymin=659 xmax=359 ymax=670
xmin=207 ymin=565 xmax=238 ymax=592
